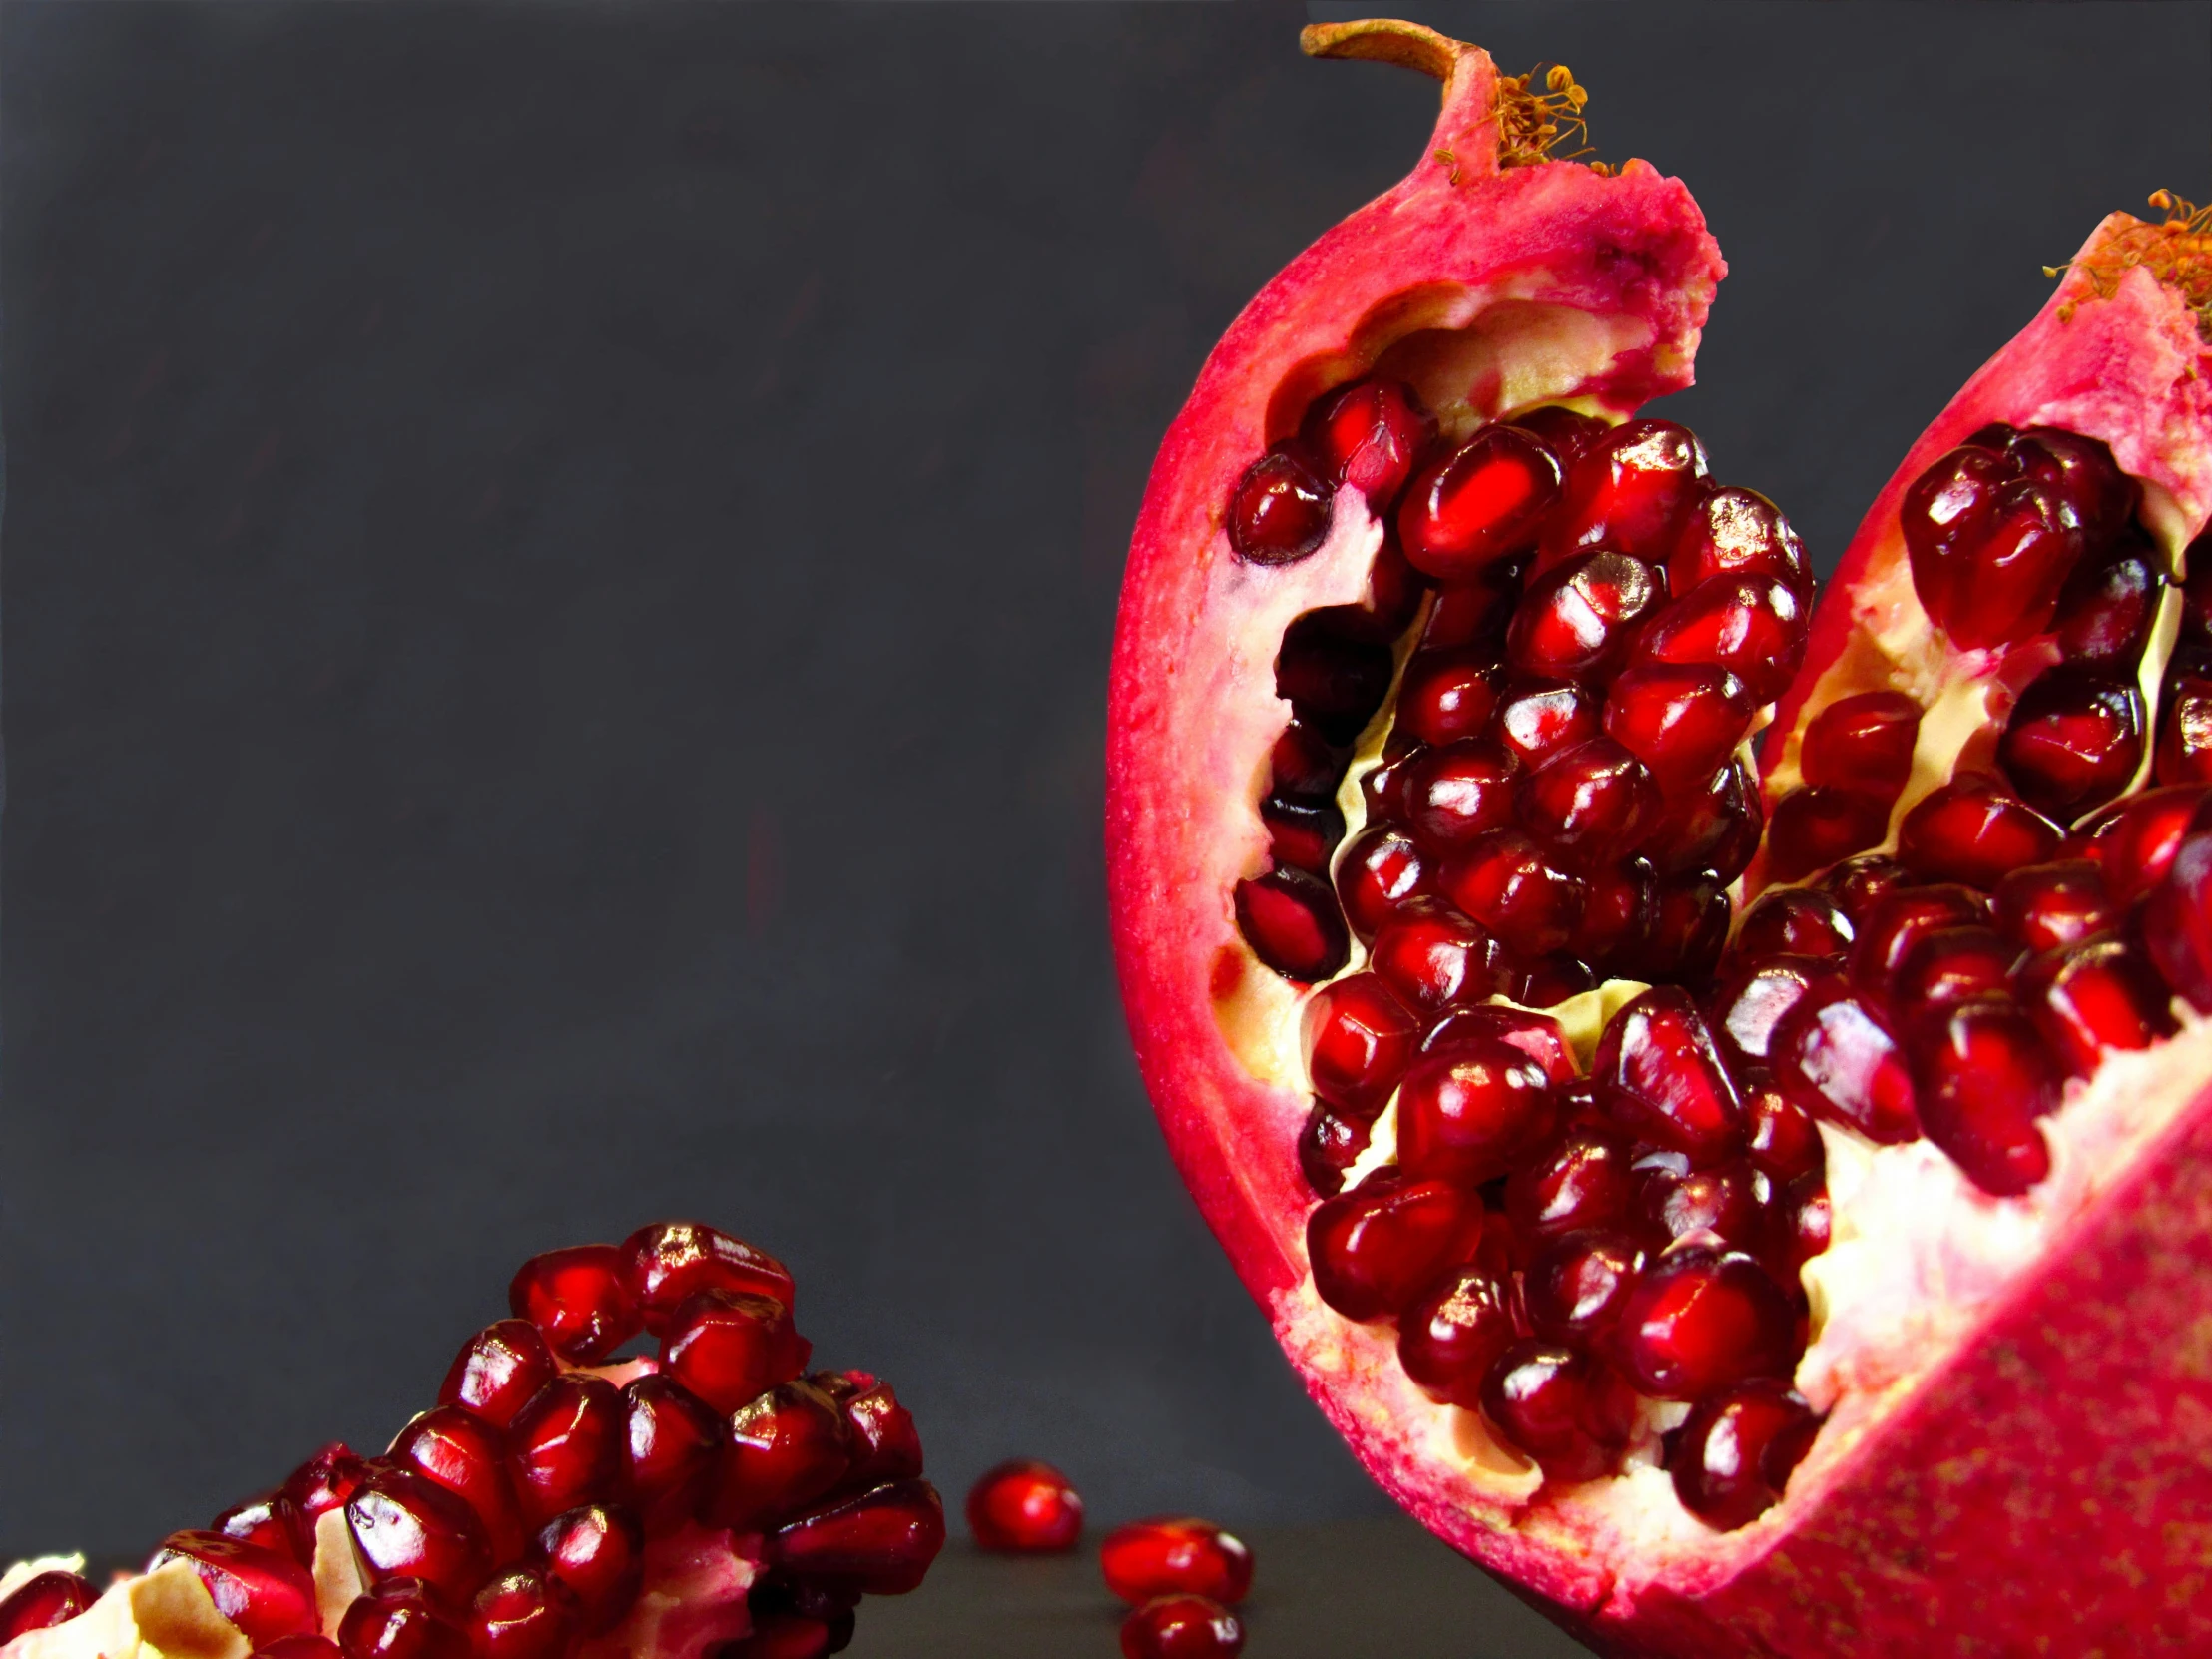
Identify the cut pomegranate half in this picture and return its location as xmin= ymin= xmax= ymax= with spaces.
xmin=0 ymin=1224 xmax=941 ymax=1659
xmin=1105 ymin=16 xmax=2212 ymax=1654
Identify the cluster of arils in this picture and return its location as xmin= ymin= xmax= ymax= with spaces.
xmin=1222 ymin=386 xmax=2212 ymax=1530
xmin=0 ymin=1225 xmax=942 ymax=1659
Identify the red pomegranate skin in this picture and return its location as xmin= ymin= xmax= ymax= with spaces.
xmin=1105 ymin=21 xmax=2212 ymax=1657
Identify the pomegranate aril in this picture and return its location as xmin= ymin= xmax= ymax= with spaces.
xmin=1763 ymin=787 xmax=1892 ymax=882
xmin=283 ymin=1442 xmax=371 ymax=1523
xmin=2077 ymin=783 xmax=2208 ymax=903
xmin=344 ymin=1463 xmax=493 ymax=1604
xmin=1899 ymin=774 xmax=2064 ymax=888
xmin=214 ymin=1491 xmax=313 ymax=1565
xmin=1258 ymin=793 xmax=1342 ymax=874
xmin=1818 ymin=852 xmax=1913 ymax=923
xmin=1907 ymin=998 xmax=2058 ymax=1196
xmin=149 ymin=1532 xmax=318 ymax=1648
xmin=1515 ymin=737 xmax=1660 ymax=869
xmin=1301 ymin=376 xmax=1434 ymax=507
xmin=1743 ymin=1076 xmax=1825 ymax=1183
xmin=662 ymin=1288 xmax=808 ymax=1415
xmin=2053 ymin=533 xmax=2162 ymax=666
xmin=0 ymin=1572 xmax=98 ymax=1642
xmin=1360 ymin=739 xmax=1422 ymax=823
xmin=1276 ymin=609 xmax=1394 ymax=744
xmin=708 ymin=1380 xmax=853 ymax=1530
xmin=1637 ymin=871 xmax=1731 ymax=982
xmin=1524 ymin=1230 xmax=1646 ymax=1346
xmin=2017 ymin=936 xmax=2179 ymax=1077
xmin=1616 ymin=1245 xmax=1800 ymax=1400
xmin=1421 ymin=567 xmax=1519 ymax=650
xmin=2156 ymin=668 xmax=2212 ymax=786
xmin=256 ymin=1639 xmax=343 ymax=1659
xmin=1398 ymin=424 xmax=1562 ymax=580
xmin=528 ymin=1504 xmax=645 ymax=1635
xmin=1267 ymin=719 xmax=1347 ymax=804
xmin=1438 ymin=829 xmax=1584 ymax=957
xmin=1903 ymin=444 xmax=2085 ymax=648
xmin=1306 ymin=1168 xmax=1484 ymax=1321
xmin=1993 ymin=858 xmax=2115 ymax=953
xmin=1647 ymin=759 xmax=1761 ymax=880
xmin=389 ymin=1404 xmax=527 ymax=1564
xmin=966 ymin=1460 xmax=1083 ymax=1553
xmin=508 ymin=1245 xmax=640 ymax=1366
xmin=1573 ymin=856 xmax=1657 ymax=974
xmin=1397 ymin=650 xmax=1505 ymax=746
xmin=1422 ymin=1003 xmax=1575 ymax=1082
xmin=1300 ymin=973 xmax=1416 ymax=1117
xmin=1896 ymin=924 xmax=2019 ymax=1008
xmin=1850 ymin=881 xmax=1990 ymax=994
xmin=1769 ymin=980 xmax=1922 ymax=1143
xmin=1100 ymin=1518 xmax=1255 ymax=1606
xmin=1120 ymin=1594 xmax=1244 ymax=1659
xmin=465 ymin=1568 xmax=577 ymax=1659
xmin=439 ymin=1320 xmax=558 ymax=1431
xmin=1507 ymin=552 xmax=1664 ymax=682
xmin=618 ymin=1374 xmax=723 ymax=1528
xmin=1333 ymin=827 xmax=1429 ymax=943
xmin=1396 ymin=1265 xmax=1519 ymax=1408
xmin=1296 ymin=1102 xmax=1369 ymax=1197
xmin=1506 ymin=1125 xmax=1637 ymax=1243
xmin=1782 ymin=1174 xmax=1832 ymax=1274
xmin=764 ymin=1479 xmax=946 ymax=1596
xmin=1234 ymin=865 xmax=1349 ymax=981
xmin=2015 ymin=425 xmax=2138 ymax=544
xmin=1670 ymin=484 xmax=1810 ymax=600
xmin=1403 ymin=739 xmax=1520 ymax=849
xmin=1227 ymin=447 xmax=1331 ymax=567
xmin=621 ymin=1222 xmax=800 ymax=1335
xmin=1798 ymin=690 xmax=1923 ymax=798
xmin=813 ymin=1369 xmax=924 ymax=1492
xmin=1635 ymin=574 xmax=1809 ymax=704
xmin=1542 ymin=418 xmax=1710 ymax=568
xmin=1488 ymin=677 xmax=1603 ymax=771
xmin=1396 ymin=1036 xmax=1555 ymax=1185
xmin=1478 ymin=1340 xmax=1638 ymax=1482
xmin=508 ymin=1376 xmax=626 ymax=1530
xmin=1368 ymin=908 xmax=1511 ymax=1015
xmin=338 ymin=1579 xmax=471 ymax=1659
xmin=1510 ymin=404 xmax=1606 ymax=465
xmin=1997 ymin=668 xmax=2145 ymax=819
xmin=1668 ymin=1381 xmax=1820 ymax=1531
xmin=1639 ymin=1160 xmax=1769 ymax=1252
xmin=1593 ymin=988 xmax=1745 ymax=1163
xmin=1729 ymin=888 xmax=1853 ymax=963
xmin=1602 ymin=663 xmax=1753 ymax=793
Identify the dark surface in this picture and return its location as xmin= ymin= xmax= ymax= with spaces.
xmin=1 ymin=0 xmax=2205 ymax=1622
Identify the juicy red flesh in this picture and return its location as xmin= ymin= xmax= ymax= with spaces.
xmin=1100 ymin=1518 xmax=1255 ymax=1605
xmin=0 ymin=1573 xmax=99 ymax=1643
xmin=1119 ymin=1594 xmax=1245 ymax=1659
xmin=965 ymin=1460 xmax=1084 ymax=1553
xmin=1222 ymin=396 xmax=2187 ymax=1528
xmin=173 ymin=1224 xmax=934 ymax=1659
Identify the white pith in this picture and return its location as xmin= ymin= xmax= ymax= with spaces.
xmin=1227 ymin=401 xmax=2207 ymax=1579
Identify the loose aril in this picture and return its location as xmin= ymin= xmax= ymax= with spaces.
xmin=1101 ymin=1518 xmax=1255 ymax=1606
xmin=965 ymin=1460 xmax=1084 ymax=1553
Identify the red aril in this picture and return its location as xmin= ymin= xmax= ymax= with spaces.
xmin=506 ymin=1376 xmax=625 ymax=1530
xmin=387 ymin=1405 xmax=528 ymax=1564
xmin=1119 ymin=1595 xmax=1244 ymax=1659
xmin=528 ymin=1504 xmax=645 ymax=1634
xmin=437 ymin=1321 xmax=558 ymax=1431
xmin=617 ymin=1374 xmax=725 ymax=1529
xmin=464 ymin=1568 xmax=576 ymax=1659
xmin=1395 ymin=1037 xmax=1554 ymax=1184
xmin=337 ymin=1579 xmax=469 ymax=1659
xmin=1402 ymin=739 xmax=1520 ymax=849
xmin=1399 ymin=424 xmax=1561 ymax=579
xmin=214 ymin=1491 xmax=313 ymax=1565
xmin=1100 ymin=1518 xmax=1254 ymax=1606
xmin=1368 ymin=908 xmax=1513 ymax=1014
xmin=507 ymin=1246 xmax=640 ymax=1366
xmin=707 ymin=1382 xmax=853 ymax=1532
xmin=965 ymin=1460 xmax=1084 ymax=1553
xmin=0 ymin=1573 xmax=99 ymax=1643
xmin=661 ymin=1290 xmax=808 ymax=1416
xmin=1300 ymin=972 xmax=1418 ymax=1117
xmin=146 ymin=1533 xmax=318 ymax=1649
xmin=761 ymin=1480 xmax=945 ymax=1596
xmin=1106 ymin=18 xmax=2212 ymax=1654
xmin=1303 ymin=375 xmax=1436 ymax=508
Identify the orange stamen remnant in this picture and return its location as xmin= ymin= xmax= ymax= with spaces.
xmin=2047 ymin=191 xmax=2212 ymax=341
xmin=1495 ymin=64 xmax=1607 ymax=174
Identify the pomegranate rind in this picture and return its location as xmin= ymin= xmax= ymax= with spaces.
xmin=1106 ymin=24 xmax=1722 ymax=1618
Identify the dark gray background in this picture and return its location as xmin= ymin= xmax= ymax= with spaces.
xmin=2 ymin=0 xmax=2205 ymax=1615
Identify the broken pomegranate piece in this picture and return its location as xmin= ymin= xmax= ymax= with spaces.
xmin=1 ymin=1223 xmax=939 ymax=1659
xmin=1108 ymin=14 xmax=2212 ymax=1653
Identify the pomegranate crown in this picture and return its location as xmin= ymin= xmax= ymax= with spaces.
xmin=2048 ymin=188 xmax=2212 ymax=339
xmin=1299 ymin=17 xmax=1608 ymax=177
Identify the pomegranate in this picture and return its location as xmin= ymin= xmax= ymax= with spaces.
xmin=1106 ymin=15 xmax=2212 ymax=1653
xmin=963 ymin=1461 xmax=1085 ymax=1553
xmin=0 ymin=1224 xmax=940 ymax=1659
